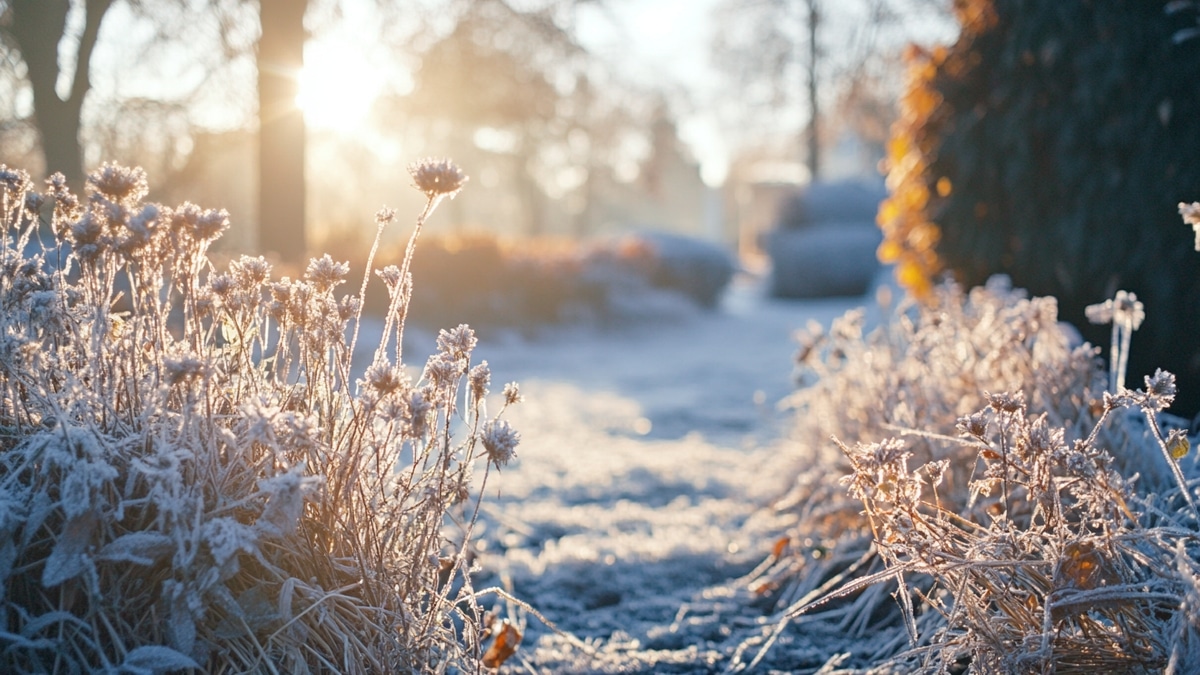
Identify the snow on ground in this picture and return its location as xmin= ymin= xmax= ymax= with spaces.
xmin=442 ymin=276 xmax=873 ymax=673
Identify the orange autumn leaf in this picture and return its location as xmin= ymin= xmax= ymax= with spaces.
xmin=482 ymin=619 xmax=522 ymax=669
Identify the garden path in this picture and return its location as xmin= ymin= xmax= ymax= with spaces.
xmin=461 ymin=277 xmax=869 ymax=672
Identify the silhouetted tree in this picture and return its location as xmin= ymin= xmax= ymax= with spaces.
xmin=2 ymin=0 xmax=115 ymax=189
xmin=1 ymin=0 xmax=310 ymax=262
xmin=257 ymin=0 xmax=308 ymax=263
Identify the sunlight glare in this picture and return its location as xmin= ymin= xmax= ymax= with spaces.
xmin=295 ymin=43 xmax=380 ymax=133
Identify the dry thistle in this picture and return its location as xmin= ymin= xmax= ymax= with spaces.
xmin=409 ymin=157 xmax=468 ymax=199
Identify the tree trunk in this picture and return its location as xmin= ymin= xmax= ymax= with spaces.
xmin=804 ymin=0 xmax=820 ymax=182
xmin=8 ymin=0 xmax=113 ymax=190
xmin=258 ymin=0 xmax=308 ymax=264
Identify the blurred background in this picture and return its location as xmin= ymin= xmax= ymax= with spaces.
xmin=0 ymin=0 xmax=953 ymax=264
xmin=10 ymin=1 xmax=1200 ymax=408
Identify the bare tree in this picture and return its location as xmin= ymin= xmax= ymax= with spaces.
xmin=0 ymin=0 xmax=312 ymax=262
xmin=712 ymin=0 xmax=952 ymax=181
xmin=2 ymin=0 xmax=115 ymax=189
xmin=257 ymin=0 xmax=309 ymax=263
xmin=406 ymin=0 xmax=649 ymax=236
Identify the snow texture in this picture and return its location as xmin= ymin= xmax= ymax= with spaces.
xmin=451 ymin=277 xmax=877 ymax=672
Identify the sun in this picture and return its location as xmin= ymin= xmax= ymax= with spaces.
xmin=295 ymin=42 xmax=381 ymax=133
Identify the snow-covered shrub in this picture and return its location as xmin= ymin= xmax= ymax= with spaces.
xmin=0 ymin=160 xmax=521 ymax=672
xmin=343 ymin=230 xmax=732 ymax=333
xmin=735 ymin=277 xmax=1200 ymax=672
xmin=765 ymin=224 xmax=881 ymax=299
xmin=626 ymin=231 xmax=735 ymax=308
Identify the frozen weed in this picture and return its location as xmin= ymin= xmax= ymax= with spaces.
xmin=734 ymin=276 xmax=1200 ymax=673
xmin=0 ymin=160 xmax=520 ymax=672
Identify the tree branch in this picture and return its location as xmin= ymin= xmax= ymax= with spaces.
xmin=68 ymin=0 xmax=115 ymax=113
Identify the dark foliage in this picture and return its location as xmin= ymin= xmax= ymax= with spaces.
xmin=880 ymin=0 xmax=1200 ymax=413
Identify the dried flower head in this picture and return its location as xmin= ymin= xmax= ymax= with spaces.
xmin=437 ymin=324 xmax=477 ymax=360
xmin=88 ymin=162 xmax=149 ymax=205
xmin=376 ymin=265 xmax=403 ymax=293
xmin=957 ymin=411 xmax=989 ymax=438
xmin=0 ymin=164 xmax=32 ymax=196
xmin=163 ymin=353 xmax=208 ymax=386
xmin=1165 ymin=428 xmax=1191 ymax=460
xmin=1086 ymin=290 xmax=1144 ymax=330
xmin=363 ymin=362 xmax=410 ymax=395
xmin=469 ymin=361 xmax=491 ymax=403
xmin=1139 ymin=368 xmax=1177 ymax=412
xmin=305 ymin=254 xmax=350 ymax=291
xmin=424 ymin=352 xmax=461 ymax=390
xmin=338 ymin=294 xmax=361 ymax=322
xmin=481 ymin=420 xmax=520 ymax=469
xmin=986 ymin=390 xmax=1024 ymax=414
xmin=1181 ymin=201 xmax=1200 ymax=250
xmin=171 ymin=202 xmax=230 ymax=243
xmin=409 ymin=158 xmax=468 ymax=199
xmin=502 ymin=382 xmax=522 ymax=406
xmin=230 ymin=255 xmax=272 ymax=288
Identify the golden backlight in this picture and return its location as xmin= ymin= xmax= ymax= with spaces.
xmin=295 ymin=42 xmax=380 ymax=133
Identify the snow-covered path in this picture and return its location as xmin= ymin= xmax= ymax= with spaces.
xmin=462 ymin=279 xmax=867 ymax=672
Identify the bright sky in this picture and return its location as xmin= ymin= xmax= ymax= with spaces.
xmin=573 ymin=0 xmax=729 ymax=185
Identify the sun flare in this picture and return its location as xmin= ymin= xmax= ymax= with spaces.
xmin=295 ymin=43 xmax=380 ymax=133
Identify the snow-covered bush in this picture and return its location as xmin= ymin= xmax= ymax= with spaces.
xmin=345 ymin=230 xmax=733 ymax=332
xmin=0 ymin=160 xmax=522 ymax=672
xmin=736 ymin=277 xmax=1200 ymax=672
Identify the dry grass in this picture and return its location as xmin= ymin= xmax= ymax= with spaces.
xmin=733 ymin=278 xmax=1200 ymax=673
xmin=0 ymin=161 xmax=522 ymax=672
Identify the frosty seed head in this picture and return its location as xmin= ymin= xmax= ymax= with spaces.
xmin=375 ymin=207 xmax=396 ymax=225
xmin=409 ymin=158 xmax=468 ymax=199
xmin=163 ymin=353 xmax=208 ymax=386
xmin=469 ymin=361 xmax=491 ymax=403
xmin=0 ymin=164 xmax=31 ymax=196
xmin=376 ymin=265 xmax=403 ymax=293
xmin=437 ymin=324 xmax=477 ymax=360
xmin=88 ymin=162 xmax=148 ymax=206
xmin=1112 ymin=290 xmax=1145 ymax=330
xmin=171 ymin=202 xmax=230 ymax=243
xmin=502 ymin=381 xmax=522 ymax=406
xmin=1140 ymin=368 xmax=1177 ymax=412
xmin=231 ymin=255 xmax=272 ymax=288
xmin=364 ymin=362 xmax=409 ymax=395
xmin=424 ymin=352 xmax=460 ymax=390
xmin=305 ymin=254 xmax=350 ymax=291
xmin=986 ymin=391 xmax=1024 ymax=414
xmin=957 ymin=411 xmax=988 ymax=439
xmin=481 ymin=419 xmax=520 ymax=469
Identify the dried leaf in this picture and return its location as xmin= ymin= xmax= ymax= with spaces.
xmin=41 ymin=511 xmax=97 ymax=588
xmin=1056 ymin=540 xmax=1117 ymax=591
xmin=98 ymin=531 xmax=173 ymax=566
xmin=482 ymin=619 xmax=522 ymax=669
xmin=121 ymin=645 xmax=200 ymax=674
xmin=771 ymin=537 xmax=789 ymax=559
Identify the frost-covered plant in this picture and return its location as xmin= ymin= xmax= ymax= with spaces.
xmin=0 ymin=160 xmax=521 ymax=672
xmin=822 ymin=377 xmax=1200 ymax=673
xmin=732 ymin=277 xmax=1197 ymax=672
